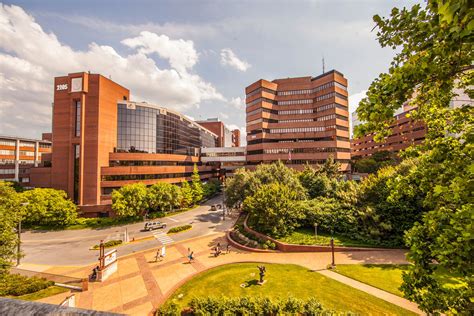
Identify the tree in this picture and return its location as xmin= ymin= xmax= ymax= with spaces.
xmin=180 ymin=181 xmax=194 ymax=208
xmin=112 ymin=183 xmax=148 ymax=218
xmin=22 ymin=188 xmax=77 ymax=226
xmin=356 ymin=159 xmax=425 ymax=246
xmin=148 ymin=182 xmax=182 ymax=212
xmin=191 ymin=164 xmax=204 ymax=204
xmin=225 ymin=161 xmax=307 ymax=208
xmin=354 ymin=1 xmax=473 ymax=312
xmin=319 ymin=155 xmax=341 ymax=178
xmin=243 ymin=183 xmax=305 ymax=238
xmin=0 ymin=181 xmax=22 ymax=272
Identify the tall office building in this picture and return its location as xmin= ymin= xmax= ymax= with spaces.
xmin=245 ymin=70 xmax=351 ymax=171
xmin=195 ymin=118 xmax=237 ymax=147
xmin=30 ymin=72 xmax=219 ymax=216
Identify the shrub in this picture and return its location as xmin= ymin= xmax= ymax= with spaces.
xmin=92 ymin=240 xmax=122 ymax=249
xmin=0 ymin=273 xmax=54 ymax=296
xmin=167 ymin=225 xmax=192 ymax=234
xmin=179 ymin=296 xmax=339 ymax=315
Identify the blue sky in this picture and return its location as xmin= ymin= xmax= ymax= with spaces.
xmin=0 ymin=0 xmax=420 ymax=141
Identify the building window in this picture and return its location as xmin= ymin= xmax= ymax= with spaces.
xmin=75 ymin=100 xmax=81 ymax=137
xmin=73 ymin=144 xmax=80 ymax=203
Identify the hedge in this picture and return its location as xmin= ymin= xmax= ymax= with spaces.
xmin=167 ymin=225 xmax=192 ymax=234
xmin=157 ymin=296 xmax=348 ymax=315
xmin=0 ymin=273 xmax=54 ymax=297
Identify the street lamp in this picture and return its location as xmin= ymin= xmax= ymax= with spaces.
xmin=17 ymin=202 xmax=29 ymax=266
xmin=330 ymin=229 xmax=335 ymax=269
xmin=314 ymin=223 xmax=318 ymax=238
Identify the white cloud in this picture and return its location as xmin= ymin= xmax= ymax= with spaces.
xmin=349 ymin=90 xmax=367 ymax=114
xmin=220 ymin=48 xmax=250 ymax=72
xmin=229 ymin=97 xmax=245 ymax=110
xmin=219 ymin=112 xmax=229 ymax=120
xmin=0 ymin=4 xmax=225 ymax=137
xmin=121 ymin=32 xmax=198 ymax=72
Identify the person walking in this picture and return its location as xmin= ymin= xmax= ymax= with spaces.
xmin=155 ymin=248 xmax=161 ymax=262
xmin=188 ymin=251 xmax=194 ymax=263
xmin=226 ymin=244 xmax=231 ymax=254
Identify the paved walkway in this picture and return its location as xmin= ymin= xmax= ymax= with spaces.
xmin=318 ymin=270 xmax=423 ymax=315
xmin=31 ymin=232 xmax=422 ymax=315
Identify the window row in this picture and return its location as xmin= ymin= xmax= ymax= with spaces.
xmin=253 ymin=147 xmax=350 ymax=155
xmin=19 ymin=151 xmax=35 ymax=156
xmin=276 ymin=81 xmax=347 ymax=96
xmin=246 ymin=97 xmax=277 ymax=107
xmin=0 ymin=169 xmax=15 ymax=174
xmin=269 ymin=126 xmax=336 ymax=134
xmin=246 ymin=87 xmax=276 ymax=98
xmin=0 ymin=140 xmax=16 ymax=146
xmin=109 ymin=160 xmax=196 ymax=167
xmin=19 ymin=142 xmax=35 ymax=147
xmin=277 ymin=99 xmax=313 ymax=106
xmin=102 ymin=170 xmax=214 ymax=181
xmin=0 ymin=150 xmax=15 ymax=155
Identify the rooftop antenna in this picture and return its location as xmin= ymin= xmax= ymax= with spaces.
xmin=322 ymin=57 xmax=326 ymax=74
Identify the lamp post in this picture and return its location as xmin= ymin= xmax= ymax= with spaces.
xmin=17 ymin=202 xmax=29 ymax=266
xmin=330 ymin=229 xmax=335 ymax=269
xmin=314 ymin=223 xmax=318 ymax=238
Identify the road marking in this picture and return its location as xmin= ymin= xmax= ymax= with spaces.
xmin=167 ymin=217 xmax=179 ymax=222
xmin=153 ymin=233 xmax=174 ymax=245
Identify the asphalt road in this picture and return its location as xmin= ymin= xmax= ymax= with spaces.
xmin=20 ymin=195 xmax=234 ymax=266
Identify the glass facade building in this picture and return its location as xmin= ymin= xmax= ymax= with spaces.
xmin=117 ymin=102 xmax=217 ymax=155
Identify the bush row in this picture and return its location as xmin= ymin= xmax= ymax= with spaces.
xmin=168 ymin=225 xmax=192 ymax=234
xmin=92 ymin=239 xmax=123 ymax=249
xmin=0 ymin=273 xmax=54 ymax=297
xmin=158 ymin=296 xmax=353 ymax=315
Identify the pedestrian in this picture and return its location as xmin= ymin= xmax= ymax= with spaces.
xmin=188 ymin=251 xmax=194 ymax=263
xmin=155 ymin=248 xmax=161 ymax=262
xmin=226 ymin=244 xmax=231 ymax=254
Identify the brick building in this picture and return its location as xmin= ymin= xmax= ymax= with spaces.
xmin=245 ymin=70 xmax=351 ymax=171
xmin=30 ymin=72 xmax=219 ymax=216
xmin=0 ymin=134 xmax=51 ymax=186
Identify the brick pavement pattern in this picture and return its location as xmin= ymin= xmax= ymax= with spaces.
xmin=39 ymin=232 xmax=423 ymax=315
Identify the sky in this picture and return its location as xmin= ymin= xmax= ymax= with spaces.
xmin=0 ymin=0 xmax=420 ymax=142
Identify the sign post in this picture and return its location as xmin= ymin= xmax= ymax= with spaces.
xmin=97 ymin=241 xmax=118 ymax=282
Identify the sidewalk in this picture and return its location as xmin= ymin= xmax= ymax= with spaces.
xmin=42 ymin=232 xmax=419 ymax=315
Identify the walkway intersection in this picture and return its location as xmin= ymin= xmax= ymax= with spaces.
xmin=30 ymin=232 xmax=423 ymax=315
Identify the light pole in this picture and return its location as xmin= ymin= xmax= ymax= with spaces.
xmin=330 ymin=229 xmax=335 ymax=269
xmin=314 ymin=223 xmax=318 ymax=238
xmin=17 ymin=202 xmax=28 ymax=266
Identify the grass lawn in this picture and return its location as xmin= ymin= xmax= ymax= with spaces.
xmin=278 ymin=228 xmax=389 ymax=248
xmin=335 ymin=264 xmax=409 ymax=296
xmin=8 ymin=286 xmax=69 ymax=301
xmin=335 ymin=264 xmax=466 ymax=297
xmin=166 ymin=263 xmax=416 ymax=315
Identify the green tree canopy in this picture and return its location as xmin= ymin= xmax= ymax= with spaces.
xmin=22 ymin=188 xmax=78 ymax=226
xmin=225 ymin=161 xmax=306 ymax=208
xmin=180 ymin=181 xmax=194 ymax=208
xmin=354 ymin=1 xmax=473 ymax=313
xmin=244 ymin=182 xmax=305 ymax=238
xmin=112 ymin=183 xmax=148 ymax=217
xmin=0 ymin=181 xmax=22 ymax=272
xmin=191 ymin=164 xmax=204 ymax=204
xmin=148 ymin=182 xmax=182 ymax=212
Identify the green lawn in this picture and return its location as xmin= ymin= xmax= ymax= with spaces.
xmin=166 ymin=263 xmax=416 ymax=315
xmin=335 ymin=264 xmax=466 ymax=297
xmin=278 ymin=228 xmax=388 ymax=248
xmin=8 ymin=286 xmax=69 ymax=301
xmin=335 ymin=264 xmax=409 ymax=296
